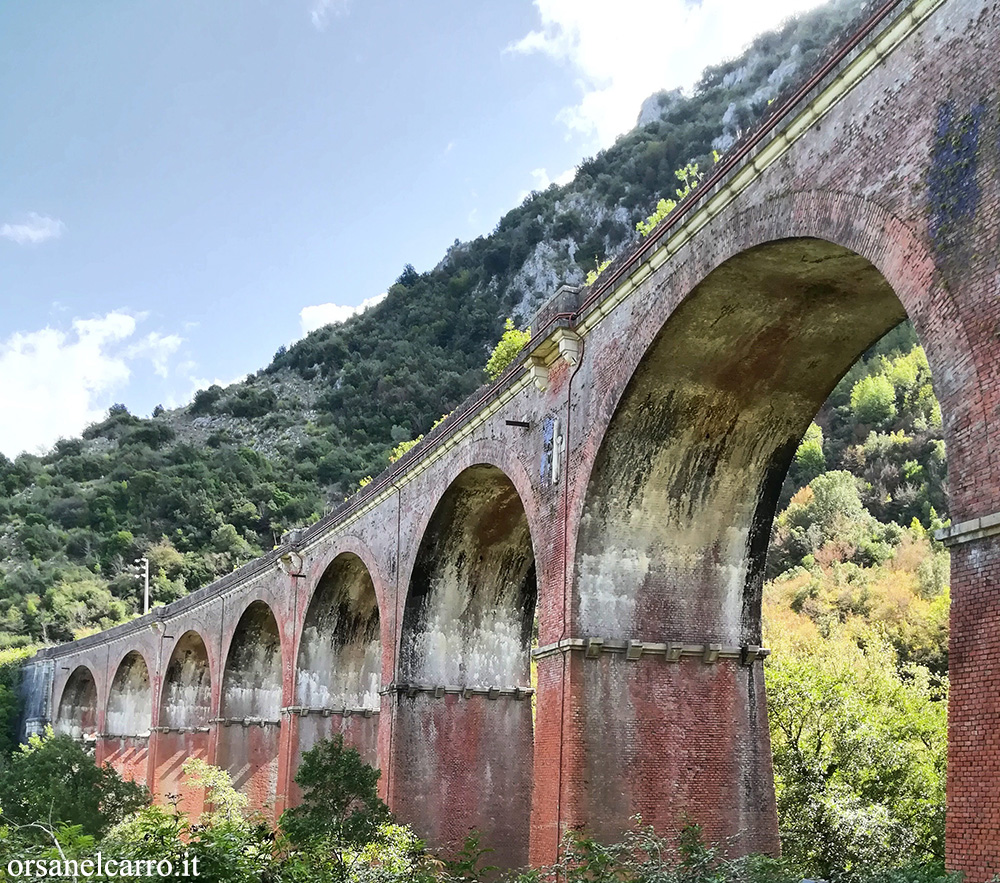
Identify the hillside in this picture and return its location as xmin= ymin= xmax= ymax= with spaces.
xmin=0 ymin=0 xmax=948 ymax=650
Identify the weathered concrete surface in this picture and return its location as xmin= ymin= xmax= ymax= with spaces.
xmin=393 ymin=465 xmax=537 ymax=868
xmin=218 ymin=601 xmax=283 ymax=811
xmin=27 ymin=0 xmax=1000 ymax=875
xmin=153 ymin=631 xmax=212 ymax=816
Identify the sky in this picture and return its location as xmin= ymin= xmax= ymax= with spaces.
xmin=0 ymin=0 xmax=825 ymax=459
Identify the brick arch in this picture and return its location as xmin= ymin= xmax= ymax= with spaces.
xmin=558 ymin=189 xmax=968 ymax=855
xmin=399 ymin=459 xmax=538 ymax=686
xmin=568 ymin=188 xmax=986 ymax=586
xmin=105 ymin=650 xmax=152 ymax=738
xmin=295 ymin=550 xmax=381 ymax=710
xmin=219 ymin=599 xmax=282 ymax=722
xmin=297 ymin=535 xmax=389 ymax=668
xmin=289 ymin=548 xmax=384 ymax=782
xmin=54 ymin=664 xmax=98 ymax=741
xmin=159 ymin=630 xmax=213 ymax=729
xmin=391 ymin=447 xmax=539 ymax=868
xmin=216 ymin=598 xmax=284 ymax=806
xmin=396 ymin=437 xmax=547 ymax=620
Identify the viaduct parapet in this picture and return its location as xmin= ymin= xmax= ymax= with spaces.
xmin=23 ymin=0 xmax=1000 ymax=875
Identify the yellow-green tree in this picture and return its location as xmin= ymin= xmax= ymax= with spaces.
xmin=485 ymin=319 xmax=531 ymax=381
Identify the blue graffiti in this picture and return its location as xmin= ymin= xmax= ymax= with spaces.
xmin=927 ymin=100 xmax=985 ymax=250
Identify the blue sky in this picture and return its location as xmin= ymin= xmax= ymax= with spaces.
xmin=0 ymin=0 xmax=823 ymax=457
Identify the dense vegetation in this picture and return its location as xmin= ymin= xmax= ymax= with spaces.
xmin=0 ymin=731 xmax=953 ymax=882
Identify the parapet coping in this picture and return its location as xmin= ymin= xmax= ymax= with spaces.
xmin=532 ymin=638 xmax=771 ymax=665
xmin=935 ymin=511 xmax=1000 ymax=547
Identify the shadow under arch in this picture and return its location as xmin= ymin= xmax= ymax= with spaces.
xmin=55 ymin=665 xmax=98 ymax=742
xmin=572 ymin=236 xmax=922 ymax=854
xmin=293 ymin=551 xmax=381 ymax=774
xmin=393 ymin=463 xmax=537 ymax=869
xmin=218 ymin=600 xmax=283 ymax=807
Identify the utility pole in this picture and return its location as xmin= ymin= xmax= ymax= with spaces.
xmin=135 ymin=557 xmax=150 ymax=615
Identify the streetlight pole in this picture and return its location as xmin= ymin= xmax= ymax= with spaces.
xmin=135 ymin=557 xmax=150 ymax=615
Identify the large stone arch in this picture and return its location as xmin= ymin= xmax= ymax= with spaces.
xmin=54 ymin=665 xmax=98 ymax=742
xmin=218 ymin=600 xmax=283 ymax=809
xmin=292 ymin=550 xmax=382 ymax=774
xmin=560 ymin=189 xmax=972 ymax=853
xmin=393 ymin=458 xmax=538 ymax=869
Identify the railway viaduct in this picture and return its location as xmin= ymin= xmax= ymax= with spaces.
xmin=17 ymin=0 xmax=1000 ymax=875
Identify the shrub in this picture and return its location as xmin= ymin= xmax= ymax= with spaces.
xmin=0 ymin=730 xmax=148 ymax=838
xmin=280 ymin=735 xmax=391 ymax=863
xmin=485 ymin=319 xmax=531 ymax=381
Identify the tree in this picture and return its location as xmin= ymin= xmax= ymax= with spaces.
xmin=851 ymin=374 xmax=897 ymax=426
xmin=766 ymin=635 xmax=946 ymax=878
xmin=0 ymin=730 xmax=147 ymax=837
xmin=485 ymin=319 xmax=531 ymax=381
xmin=794 ymin=422 xmax=826 ymax=481
xmin=280 ymin=735 xmax=390 ymax=864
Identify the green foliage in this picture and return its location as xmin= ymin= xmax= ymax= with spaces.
xmin=281 ymin=735 xmax=391 ymax=854
xmin=851 ymin=374 xmax=897 ymax=426
xmin=389 ymin=435 xmax=423 ymax=463
xmin=794 ymin=422 xmax=826 ymax=481
xmin=181 ymin=757 xmax=251 ymax=826
xmin=0 ymin=729 xmax=147 ymax=837
xmin=0 ymin=647 xmax=32 ymax=757
xmin=584 ymin=257 xmax=612 ymax=286
xmin=635 ymin=160 xmax=707 ymax=236
xmin=485 ymin=319 xmax=531 ymax=381
xmin=766 ymin=635 xmax=946 ymax=879
xmin=770 ymin=471 xmax=904 ymax=574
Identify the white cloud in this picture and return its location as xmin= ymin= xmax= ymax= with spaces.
xmin=508 ymin=0 xmax=826 ymax=147
xmin=126 ymin=332 xmax=183 ymax=378
xmin=0 ymin=312 xmax=185 ymax=457
xmin=299 ymin=292 xmax=386 ymax=336
xmin=1 ymin=213 xmax=66 ymax=246
xmin=310 ymin=0 xmax=351 ymax=30
xmin=518 ymin=166 xmax=576 ymax=202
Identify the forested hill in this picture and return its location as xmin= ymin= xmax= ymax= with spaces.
xmin=0 ymin=0 xmax=929 ymax=649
